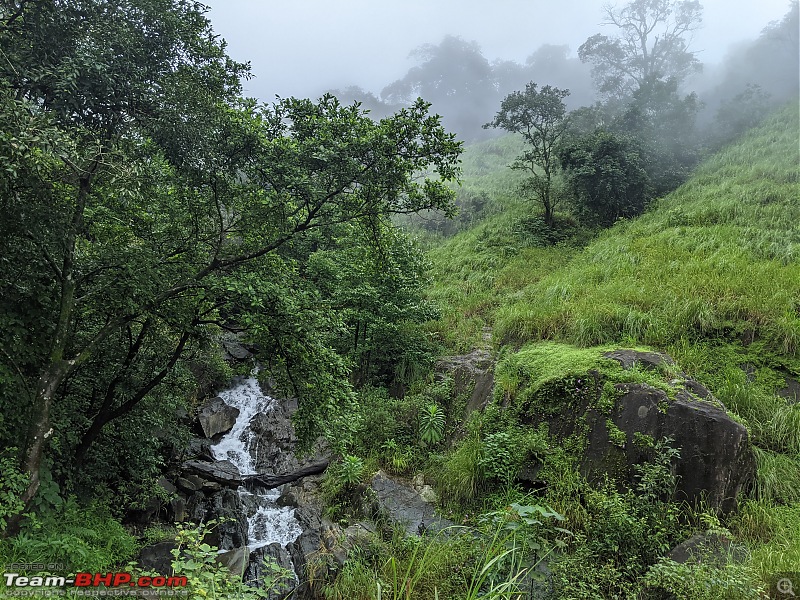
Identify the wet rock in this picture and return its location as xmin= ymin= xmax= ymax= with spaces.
xmin=245 ymin=544 xmax=295 ymax=598
xmin=603 ymin=349 xmax=675 ymax=372
xmin=369 ymin=471 xmax=455 ymax=536
xmin=287 ymin=507 xmax=328 ymax=600
xmin=186 ymin=488 xmax=248 ymax=550
xmin=437 ymin=348 xmax=495 ymax=418
xmin=218 ymin=546 xmax=250 ymax=579
xmin=186 ymin=438 xmax=215 ymax=461
xmin=249 ymin=396 xmax=327 ymax=477
xmin=583 ymin=381 xmax=754 ymax=513
xmin=169 ymin=497 xmax=186 ymax=522
xmin=176 ymin=475 xmax=203 ymax=494
xmin=198 ymin=396 xmax=240 ymax=439
xmin=137 ymin=541 xmax=177 ymax=576
xmin=220 ymin=331 xmax=254 ymax=362
xmin=181 ymin=459 xmax=242 ymax=488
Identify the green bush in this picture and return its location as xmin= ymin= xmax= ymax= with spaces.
xmin=0 ymin=498 xmax=137 ymax=573
xmin=0 ymin=448 xmax=27 ymax=530
xmin=641 ymin=558 xmax=765 ymax=600
xmin=170 ymin=520 xmax=293 ymax=599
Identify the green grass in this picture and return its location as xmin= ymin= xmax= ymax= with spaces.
xmin=732 ymin=499 xmax=800 ymax=578
xmin=424 ymin=203 xmax=582 ymax=351
xmin=417 ymin=101 xmax=800 ymax=595
xmin=491 ymin=105 xmax=800 ymax=356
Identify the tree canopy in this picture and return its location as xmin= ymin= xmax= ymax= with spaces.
xmin=0 ymin=0 xmax=461 ymax=529
xmin=485 ymin=83 xmax=570 ymax=225
xmin=578 ymin=0 xmax=703 ymax=100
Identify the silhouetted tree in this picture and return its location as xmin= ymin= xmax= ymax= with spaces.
xmin=579 ymin=0 xmax=703 ymax=101
xmin=486 ymin=83 xmax=570 ymax=225
xmin=382 ymin=35 xmax=499 ymax=140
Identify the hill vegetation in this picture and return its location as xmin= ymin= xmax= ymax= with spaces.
xmin=418 ymin=103 xmax=800 ymax=595
xmin=1 ymin=1 xmax=799 ymax=599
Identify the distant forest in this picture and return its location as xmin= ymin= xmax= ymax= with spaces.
xmin=328 ymin=3 xmax=798 ymax=142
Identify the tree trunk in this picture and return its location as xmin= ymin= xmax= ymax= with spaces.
xmin=4 ymin=362 xmax=67 ymax=535
xmin=242 ymin=460 xmax=329 ymax=490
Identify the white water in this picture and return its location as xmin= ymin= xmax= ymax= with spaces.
xmin=211 ymin=376 xmax=302 ymax=550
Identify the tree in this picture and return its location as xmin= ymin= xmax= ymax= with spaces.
xmin=559 ymin=130 xmax=650 ymax=225
xmin=0 ymin=1 xmax=461 ymax=530
xmin=579 ymin=0 xmax=703 ymax=101
xmin=485 ymin=83 xmax=570 ymax=225
xmin=710 ymin=84 xmax=772 ymax=149
xmin=382 ymin=35 xmax=499 ymax=141
xmin=613 ymin=77 xmax=701 ymax=195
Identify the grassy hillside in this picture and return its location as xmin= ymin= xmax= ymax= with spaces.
xmin=422 ymin=102 xmax=800 ymax=591
xmin=493 ymin=106 xmax=800 ymax=355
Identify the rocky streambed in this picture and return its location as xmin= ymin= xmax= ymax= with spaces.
xmin=137 ymin=373 xmax=445 ymax=599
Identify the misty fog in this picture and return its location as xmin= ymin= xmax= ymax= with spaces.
xmin=204 ymin=1 xmax=798 ymax=143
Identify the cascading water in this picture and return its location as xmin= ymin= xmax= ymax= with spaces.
xmin=211 ymin=376 xmax=302 ymax=550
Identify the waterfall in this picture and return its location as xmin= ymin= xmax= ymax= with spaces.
xmin=211 ymin=376 xmax=302 ymax=550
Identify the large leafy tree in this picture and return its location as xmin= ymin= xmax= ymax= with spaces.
xmin=382 ymin=35 xmax=499 ymax=141
xmin=578 ymin=0 xmax=702 ymax=101
xmin=0 ymin=0 xmax=460 ymax=530
xmin=485 ymin=83 xmax=570 ymax=225
xmin=559 ymin=130 xmax=650 ymax=225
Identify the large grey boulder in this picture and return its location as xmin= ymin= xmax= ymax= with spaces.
xmin=517 ymin=348 xmax=755 ymax=514
xmin=249 ymin=395 xmax=327 ymax=477
xmin=583 ymin=382 xmax=755 ymax=512
xmin=197 ymin=396 xmax=240 ymax=439
xmin=369 ymin=471 xmax=455 ymax=536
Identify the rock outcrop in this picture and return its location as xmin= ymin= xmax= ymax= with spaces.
xmin=197 ymin=396 xmax=240 ymax=439
xmin=582 ymin=381 xmax=754 ymax=512
xmin=436 ymin=347 xmax=495 ymax=420
xmin=518 ymin=347 xmax=755 ymax=514
xmin=369 ymin=471 xmax=455 ymax=536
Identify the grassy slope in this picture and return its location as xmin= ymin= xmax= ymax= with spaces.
xmin=426 ymin=102 xmax=800 ymax=579
xmin=424 ymin=134 xmax=583 ymax=351
xmin=493 ymin=106 xmax=800 ymax=356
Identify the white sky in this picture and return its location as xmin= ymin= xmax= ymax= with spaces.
xmin=204 ymin=0 xmax=795 ymax=101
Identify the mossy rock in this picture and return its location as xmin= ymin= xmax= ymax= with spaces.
xmin=496 ymin=343 xmax=755 ymax=512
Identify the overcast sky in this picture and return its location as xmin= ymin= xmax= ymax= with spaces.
xmin=204 ymin=0 xmax=794 ymax=101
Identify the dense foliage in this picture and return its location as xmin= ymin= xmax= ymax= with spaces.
xmin=0 ymin=0 xmax=460 ymax=528
xmin=1 ymin=1 xmax=798 ymax=599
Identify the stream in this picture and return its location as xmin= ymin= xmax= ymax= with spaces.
xmin=210 ymin=376 xmax=303 ymax=550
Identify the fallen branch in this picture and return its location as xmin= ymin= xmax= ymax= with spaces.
xmin=242 ymin=459 xmax=329 ymax=490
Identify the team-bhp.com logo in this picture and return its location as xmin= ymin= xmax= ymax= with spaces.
xmin=4 ymin=572 xmax=188 ymax=589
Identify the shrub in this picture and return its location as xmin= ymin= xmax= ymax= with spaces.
xmin=419 ymin=403 xmax=445 ymax=446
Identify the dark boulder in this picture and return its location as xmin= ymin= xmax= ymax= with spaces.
xmin=186 ymin=488 xmax=248 ymax=550
xmin=667 ymin=532 xmax=748 ymax=566
xmin=137 ymin=541 xmax=177 ymax=576
xmin=518 ymin=348 xmax=755 ymax=514
xmin=245 ymin=543 xmax=295 ymax=598
xmin=217 ymin=546 xmax=250 ymax=579
xmin=582 ymin=382 xmax=754 ymax=513
xmin=197 ymin=396 xmax=240 ymax=440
